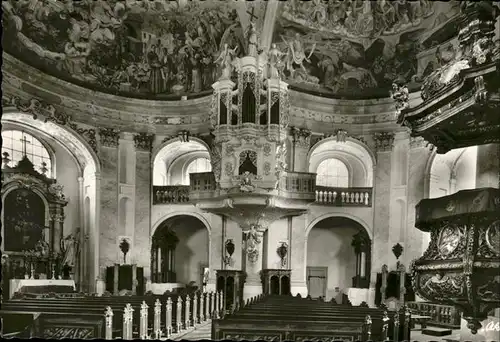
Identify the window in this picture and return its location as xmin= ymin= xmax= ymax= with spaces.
xmin=316 ymin=158 xmax=349 ymax=187
xmin=185 ymin=158 xmax=211 ymax=184
xmin=1 ymin=130 xmax=52 ymax=178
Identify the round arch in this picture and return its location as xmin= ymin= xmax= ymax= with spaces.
xmin=151 ymin=136 xmax=211 ymax=166
xmin=1 ymin=110 xmax=101 ymax=292
xmin=151 ymin=212 xmax=212 ymax=285
xmin=308 ymin=137 xmax=376 ymax=187
xmin=1 ymin=111 xmax=101 ymax=175
xmin=305 ymin=212 xmax=373 ymax=240
xmin=151 ymin=211 xmax=213 ymax=237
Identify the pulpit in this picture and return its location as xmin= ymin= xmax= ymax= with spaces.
xmin=105 ymin=264 xmax=144 ymax=295
xmin=260 ymin=269 xmax=291 ymax=295
xmin=216 ymin=270 xmax=245 ymax=311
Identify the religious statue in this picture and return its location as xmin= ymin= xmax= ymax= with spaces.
xmin=268 ymin=43 xmax=286 ymax=79
xmin=247 ymin=22 xmax=258 ymax=58
xmin=246 ymin=224 xmax=261 ymax=264
xmin=215 ymin=44 xmax=238 ymax=80
xmin=239 ymin=171 xmax=256 ymax=193
xmin=281 ymin=33 xmax=316 ymax=80
xmin=60 ymin=228 xmax=81 ymax=272
xmin=390 ymin=83 xmax=409 ymax=117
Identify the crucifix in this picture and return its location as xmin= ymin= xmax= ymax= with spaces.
xmin=247 ymin=6 xmax=258 ymax=23
xmin=20 ymin=134 xmax=31 ymax=157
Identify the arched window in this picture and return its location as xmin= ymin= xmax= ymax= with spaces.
xmin=185 ymin=157 xmax=211 ymax=184
xmin=1 ymin=130 xmax=52 ymax=178
xmin=316 ymin=158 xmax=349 ymax=187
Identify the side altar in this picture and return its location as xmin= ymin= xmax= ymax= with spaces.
xmin=1 ymin=150 xmax=82 ymax=299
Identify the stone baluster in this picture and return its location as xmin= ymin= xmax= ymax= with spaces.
xmin=193 ymin=292 xmax=198 ymax=325
xmin=213 ymin=291 xmax=218 ymax=319
xmin=123 ymin=304 xmax=134 ymax=340
xmin=140 ymin=301 xmax=149 ymax=340
xmin=364 ymin=315 xmax=372 ymax=341
xmin=104 ymin=306 xmax=113 ymax=340
xmin=185 ymin=295 xmax=191 ymax=329
xmin=166 ymin=297 xmax=173 ymax=337
xmin=393 ymin=310 xmax=400 ymax=342
xmin=381 ymin=311 xmax=390 ymax=341
xmin=154 ymin=299 xmax=161 ymax=339
xmin=206 ymin=292 xmax=212 ymax=319
xmin=218 ymin=290 xmax=223 ymax=315
xmin=176 ymin=296 xmax=183 ymax=333
xmin=200 ymin=292 xmax=205 ymax=322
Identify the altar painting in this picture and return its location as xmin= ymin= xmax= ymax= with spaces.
xmin=4 ymin=188 xmax=46 ymax=252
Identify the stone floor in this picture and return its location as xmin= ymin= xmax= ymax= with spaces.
xmin=172 ymin=320 xmax=212 ymax=340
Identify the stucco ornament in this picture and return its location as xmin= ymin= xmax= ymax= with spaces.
xmin=245 ymin=224 xmax=262 ymax=264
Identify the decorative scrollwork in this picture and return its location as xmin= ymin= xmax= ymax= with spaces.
xmin=99 ymin=128 xmax=120 ymax=148
xmin=133 ymin=133 xmax=155 ymax=152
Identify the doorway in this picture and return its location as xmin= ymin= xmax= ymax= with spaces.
xmin=306 ymin=266 xmax=327 ymax=298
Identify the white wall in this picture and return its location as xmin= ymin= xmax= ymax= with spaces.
xmin=170 ymin=217 xmax=209 ymax=286
xmin=429 ymin=147 xmax=477 ymax=199
xmin=306 ymin=226 xmax=359 ymax=302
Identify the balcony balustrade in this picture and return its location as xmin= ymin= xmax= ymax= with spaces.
xmin=315 ymin=186 xmax=372 ymax=207
xmin=153 ymin=175 xmax=373 ymax=207
xmin=153 ymin=185 xmax=190 ymax=204
xmin=277 ymin=172 xmax=317 ymax=199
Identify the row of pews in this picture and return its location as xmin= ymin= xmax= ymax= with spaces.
xmin=212 ymin=295 xmax=412 ymax=341
xmin=0 ymin=290 xmax=232 ymax=339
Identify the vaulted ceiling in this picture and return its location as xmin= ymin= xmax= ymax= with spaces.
xmin=2 ymin=0 xmax=463 ymax=100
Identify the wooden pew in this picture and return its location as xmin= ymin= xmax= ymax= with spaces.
xmin=212 ymin=294 xmax=410 ymax=341
xmin=1 ymin=290 xmax=223 ymax=339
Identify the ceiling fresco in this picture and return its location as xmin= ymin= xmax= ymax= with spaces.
xmin=2 ymin=0 xmax=246 ymax=99
xmin=2 ymin=0 xmax=462 ymax=100
xmin=274 ymin=0 xmax=461 ymax=98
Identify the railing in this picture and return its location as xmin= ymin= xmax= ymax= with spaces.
xmin=406 ymin=302 xmax=460 ymax=329
xmin=315 ymin=186 xmax=372 ymax=207
xmin=278 ymin=172 xmax=316 ymax=197
xmin=153 ymin=186 xmax=190 ymax=204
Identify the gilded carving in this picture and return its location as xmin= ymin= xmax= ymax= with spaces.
xmin=48 ymin=184 xmax=66 ymax=201
xmin=291 ymin=127 xmax=311 ymax=149
xmin=263 ymin=162 xmax=271 ymax=176
xmin=224 ymin=163 xmax=233 ymax=177
xmin=263 ymin=144 xmax=272 ymax=157
xmin=99 ymin=128 xmax=120 ymax=148
xmin=133 ymin=133 xmax=155 ymax=152
xmin=485 ymin=221 xmax=500 ymax=256
xmin=68 ymin=123 xmax=98 ymax=154
xmin=373 ymin=132 xmax=394 ymax=152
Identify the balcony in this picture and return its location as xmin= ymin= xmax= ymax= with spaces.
xmin=315 ymin=186 xmax=372 ymax=207
xmin=153 ymin=185 xmax=190 ymax=204
xmin=153 ymin=176 xmax=373 ymax=208
xmin=277 ymin=172 xmax=317 ymax=200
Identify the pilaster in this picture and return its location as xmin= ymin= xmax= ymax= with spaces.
xmin=134 ymin=133 xmax=155 ymax=276
xmin=98 ymin=131 xmax=119 ymax=266
xmin=290 ymin=127 xmax=311 ymax=172
xmin=371 ymin=132 xmax=394 ymax=272
xmin=290 ymin=215 xmax=308 ymax=297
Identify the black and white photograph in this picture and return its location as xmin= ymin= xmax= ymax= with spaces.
xmin=1 ymin=0 xmax=499 ymax=341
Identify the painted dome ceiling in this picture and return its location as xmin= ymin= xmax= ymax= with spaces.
xmin=2 ymin=0 xmax=462 ymax=100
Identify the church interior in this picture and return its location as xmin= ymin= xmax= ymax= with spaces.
xmin=1 ymin=0 xmax=500 ymax=341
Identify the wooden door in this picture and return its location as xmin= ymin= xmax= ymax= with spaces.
xmin=307 ymin=267 xmax=327 ymax=298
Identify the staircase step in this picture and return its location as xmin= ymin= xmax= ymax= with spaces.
xmin=422 ymin=327 xmax=452 ymax=336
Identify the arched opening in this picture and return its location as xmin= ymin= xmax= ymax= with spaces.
xmin=306 ymin=216 xmax=371 ymax=302
xmin=152 ymin=139 xmax=210 ymax=186
xmin=316 ymin=158 xmax=349 ymax=187
xmin=2 ymin=130 xmax=53 ymax=178
xmin=151 ymin=215 xmax=209 ymax=292
xmin=185 ymin=157 xmax=211 ymax=183
xmin=2 ymin=111 xmax=100 ymax=293
xmin=308 ymin=138 xmax=375 ymax=187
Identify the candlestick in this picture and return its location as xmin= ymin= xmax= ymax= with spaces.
xmin=30 ymin=264 xmax=35 ymax=279
xmin=52 ymin=264 xmax=56 ymax=280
